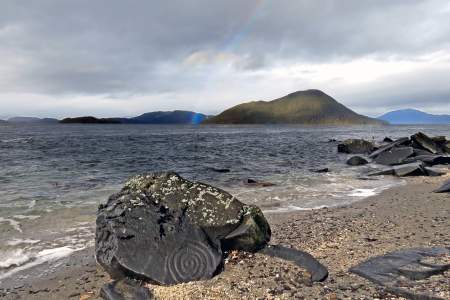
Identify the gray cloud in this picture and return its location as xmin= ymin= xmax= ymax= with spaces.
xmin=0 ymin=0 xmax=449 ymax=116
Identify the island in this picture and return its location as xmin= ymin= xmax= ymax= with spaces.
xmin=204 ymin=89 xmax=384 ymax=125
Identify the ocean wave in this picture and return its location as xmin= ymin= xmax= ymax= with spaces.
xmin=0 ymin=246 xmax=81 ymax=281
xmin=0 ymin=217 xmax=22 ymax=233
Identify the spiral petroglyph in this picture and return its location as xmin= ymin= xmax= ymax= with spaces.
xmin=165 ymin=241 xmax=219 ymax=283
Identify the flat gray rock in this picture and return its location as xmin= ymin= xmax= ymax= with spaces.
xmin=403 ymin=155 xmax=450 ymax=166
xmin=369 ymin=137 xmax=410 ymax=158
xmin=350 ymin=247 xmax=450 ymax=300
xmin=374 ymin=147 xmax=414 ymax=166
xmin=434 ymin=179 xmax=450 ymax=193
xmin=393 ymin=162 xmax=426 ymax=177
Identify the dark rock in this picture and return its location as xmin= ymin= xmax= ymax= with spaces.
xmin=443 ymin=141 xmax=450 ymax=153
xmin=374 ymin=147 xmax=414 ymax=166
xmin=244 ymin=179 xmax=276 ymax=187
xmin=337 ymin=139 xmax=375 ymax=154
xmin=393 ymin=162 xmax=426 ymax=177
xmin=424 ymin=167 xmax=446 ymax=177
xmin=100 ymin=279 xmax=152 ymax=300
xmin=413 ymin=148 xmax=433 ymax=156
xmin=368 ymin=137 xmax=410 ymax=159
xmin=260 ymin=245 xmax=328 ymax=282
xmin=311 ymin=168 xmax=329 ymax=173
xmin=431 ymin=136 xmax=447 ymax=145
xmin=96 ymin=172 xmax=271 ymax=285
xmin=222 ymin=206 xmax=272 ymax=252
xmin=350 ymin=247 xmax=450 ymax=300
xmin=368 ymin=162 xmax=430 ymax=177
xmin=346 ymin=156 xmax=369 ymax=166
xmin=383 ymin=137 xmax=394 ymax=143
xmin=434 ymin=179 xmax=450 ymax=193
xmin=411 ymin=132 xmax=442 ymax=154
xmin=403 ymin=155 xmax=450 ymax=166
xmin=209 ymin=167 xmax=231 ymax=173
xmin=328 ymin=139 xmax=338 ymax=143
xmin=367 ymin=168 xmax=395 ymax=177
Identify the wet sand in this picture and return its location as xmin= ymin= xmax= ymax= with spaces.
xmin=1 ymin=174 xmax=449 ymax=299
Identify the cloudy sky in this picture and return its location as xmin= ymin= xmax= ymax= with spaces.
xmin=1 ymin=0 xmax=450 ymax=118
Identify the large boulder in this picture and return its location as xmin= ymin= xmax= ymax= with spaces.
xmin=337 ymin=139 xmax=375 ymax=154
xmin=346 ymin=156 xmax=369 ymax=166
xmin=374 ymin=147 xmax=414 ymax=166
xmin=95 ymin=172 xmax=271 ymax=285
xmin=411 ymin=132 xmax=442 ymax=154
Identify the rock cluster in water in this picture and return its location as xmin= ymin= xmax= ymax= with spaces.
xmin=95 ymin=172 xmax=271 ymax=287
xmin=338 ymin=132 xmax=450 ymax=177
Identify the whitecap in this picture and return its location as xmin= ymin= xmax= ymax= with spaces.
xmin=0 ymin=249 xmax=33 ymax=269
xmin=0 ymin=217 xmax=22 ymax=233
xmin=0 ymin=246 xmax=81 ymax=281
xmin=6 ymin=239 xmax=40 ymax=246
xmin=348 ymin=188 xmax=377 ymax=197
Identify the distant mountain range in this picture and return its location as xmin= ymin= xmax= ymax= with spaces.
xmin=7 ymin=116 xmax=59 ymax=124
xmin=378 ymin=109 xmax=450 ymax=124
xmin=205 ymin=89 xmax=383 ymax=125
xmin=60 ymin=111 xmax=209 ymax=124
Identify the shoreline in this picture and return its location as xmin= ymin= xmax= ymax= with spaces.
xmin=1 ymin=175 xmax=449 ymax=299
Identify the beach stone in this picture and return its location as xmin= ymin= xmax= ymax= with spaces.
xmin=374 ymin=147 xmax=414 ymax=166
xmin=244 ymin=178 xmax=275 ymax=187
xmin=434 ymin=179 xmax=450 ymax=193
xmin=443 ymin=141 xmax=450 ymax=153
xmin=311 ymin=168 xmax=329 ymax=173
xmin=431 ymin=136 xmax=447 ymax=145
xmin=403 ymin=155 xmax=450 ymax=166
xmin=393 ymin=162 xmax=426 ymax=177
xmin=100 ymin=280 xmax=153 ymax=300
xmin=369 ymin=137 xmax=410 ymax=158
xmin=424 ymin=167 xmax=446 ymax=177
xmin=337 ymin=139 xmax=375 ymax=154
xmin=346 ymin=156 xmax=368 ymax=166
xmin=350 ymin=247 xmax=450 ymax=300
xmin=411 ymin=132 xmax=442 ymax=154
xmin=95 ymin=172 xmax=271 ymax=285
xmin=367 ymin=168 xmax=395 ymax=177
xmin=260 ymin=245 xmax=328 ymax=282
xmin=413 ymin=148 xmax=433 ymax=156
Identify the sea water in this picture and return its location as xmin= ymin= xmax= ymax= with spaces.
xmin=1 ymin=123 xmax=449 ymax=280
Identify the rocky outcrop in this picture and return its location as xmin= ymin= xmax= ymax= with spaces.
xmin=96 ymin=172 xmax=271 ymax=285
xmin=341 ymin=132 xmax=450 ymax=177
xmin=338 ymin=139 xmax=375 ymax=154
xmin=346 ymin=156 xmax=369 ymax=166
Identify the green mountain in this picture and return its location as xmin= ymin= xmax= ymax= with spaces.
xmin=205 ymin=90 xmax=383 ymax=125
